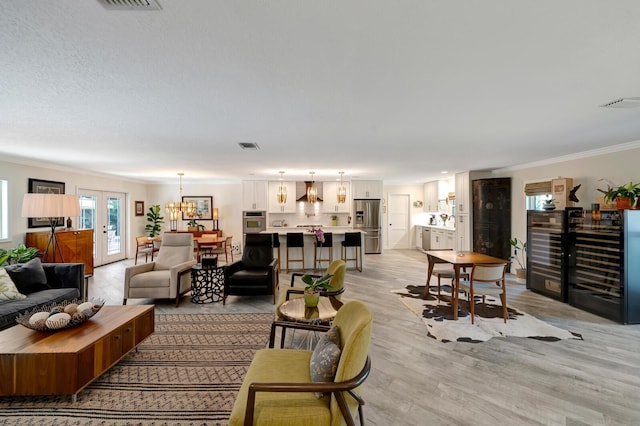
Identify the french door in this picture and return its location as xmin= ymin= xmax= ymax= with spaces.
xmin=78 ymin=189 xmax=126 ymax=266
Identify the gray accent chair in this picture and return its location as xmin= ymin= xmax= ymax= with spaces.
xmin=124 ymin=233 xmax=196 ymax=307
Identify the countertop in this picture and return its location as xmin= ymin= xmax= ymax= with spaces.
xmin=263 ymin=226 xmax=366 ymax=235
xmin=417 ymin=224 xmax=456 ymax=231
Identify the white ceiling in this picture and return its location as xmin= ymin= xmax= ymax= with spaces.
xmin=2 ymin=1 xmax=640 ymax=184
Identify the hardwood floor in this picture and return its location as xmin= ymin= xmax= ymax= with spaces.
xmin=90 ymin=250 xmax=640 ymax=425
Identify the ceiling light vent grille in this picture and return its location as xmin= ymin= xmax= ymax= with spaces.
xmin=238 ymin=142 xmax=260 ymax=150
xmin=600 ymin=97 xmax=640 ymax=108
xmin=97 ymin=0 xmax=162 ymax=11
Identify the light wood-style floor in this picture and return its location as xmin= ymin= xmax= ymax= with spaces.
xmin=91 ymin=250 xmax=640 ymax=426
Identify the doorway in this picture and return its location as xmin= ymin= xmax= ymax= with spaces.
xmin=388 ymin=194 xmax=410 ymax=249
xmin=78 ymin=189 xmax=127 ymax=266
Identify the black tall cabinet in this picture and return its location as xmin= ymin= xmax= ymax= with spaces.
xmin=472 ymin=178 xmax=511 ymax=261
xmin=526 ymin=209 xmax=582 ymax=302
xmin=569 ymin=209 xmax=640 ymax=324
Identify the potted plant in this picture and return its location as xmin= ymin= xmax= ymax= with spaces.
xmin=542 ymin=198 xmax=556 ymax=210
xmin=145 ymin=205 xmax=164 ymax=237
xmin=187 ymin=219 xmax=199 ymax=232
xmin=0 ymin=244 xmax=40 ymax=266
xmin=509 ymin=237 xmax=527 ymax=279
xmin=300 ymin=273 xmax=334 ymax=307
xmin=598 ymin=181 xmax=640 ymax=209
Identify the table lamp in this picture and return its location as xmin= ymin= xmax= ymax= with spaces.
xmin=22 ymin=193 xmax=81 ymax=262
xmin=212 ymin=208 xmax=219 ymax=230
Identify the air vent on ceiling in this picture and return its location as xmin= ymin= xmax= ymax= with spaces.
xmin=97 ymin=0 xmax=162 ymax=11
xmin=600 ymin=97 xmax=640 ymax=108
xmin=238 ymin=142 xmax=260 ymax=150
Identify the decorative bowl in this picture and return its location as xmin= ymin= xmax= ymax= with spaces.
xmin=15 ymin=298 xmax=105 ymax=332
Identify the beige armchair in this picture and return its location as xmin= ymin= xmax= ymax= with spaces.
xmin=124 ymin=233 xmax=196 ymax=307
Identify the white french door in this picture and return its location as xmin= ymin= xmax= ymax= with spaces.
xmin=388 ymin=194 xmax=410 ymax=249
xmin=78 ymin=189 xmax=126 ymax=266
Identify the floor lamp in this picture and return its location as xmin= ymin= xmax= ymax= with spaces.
xmin=22 ymin=193 xmax=81 ymax=262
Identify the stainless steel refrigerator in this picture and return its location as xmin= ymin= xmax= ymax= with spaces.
xmin=354 ymin=199 xmax=382 ymax=253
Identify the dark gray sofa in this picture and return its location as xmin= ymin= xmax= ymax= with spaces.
xmin=0 ymin=262 xmax=85 ymax=331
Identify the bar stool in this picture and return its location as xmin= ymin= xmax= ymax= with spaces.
xmin=341 ymin=232 xmax=362 ymax=272
xmin=314 ymin=232 xmax=333 ymax=271
xmin=271 ymin=233 xmax=281 ymax=270
xmin=286 ymin=232 xmax=305 ymax=273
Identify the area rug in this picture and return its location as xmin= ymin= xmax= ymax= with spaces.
xmin=0 ymin=312 xmax=273 ymax=425
xmin=392 ymin=285 xmax=583 ymax=343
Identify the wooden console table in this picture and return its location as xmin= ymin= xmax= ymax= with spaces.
xmin=0 ymin=305 xmax=154 ymax=401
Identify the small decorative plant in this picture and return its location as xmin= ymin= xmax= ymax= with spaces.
xmin=301 ymin=273 xmax=334 ymax=293
xmin=145 ymin=205 xmax=164 ymax=237
xmin=509 ymin=238 xmax=527 ymax=271
xmin=0 ymin=244 xmax=40 ymax=266
xmin=597 ymin=181 xmax=640 ymax=208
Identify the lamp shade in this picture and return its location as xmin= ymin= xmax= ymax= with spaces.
xmin=22 ymin=193 xmax=81 ymax=218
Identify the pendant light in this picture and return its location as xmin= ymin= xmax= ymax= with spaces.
xmin=337 ymin=171 xmax=346 ymax=204
xmin=165 ymin=173 xmax=196 ymax=231
xmin=276 ymin=171 xmax=287 ymax=204
xmin=307 ymin=171 xmax=318 ymax=203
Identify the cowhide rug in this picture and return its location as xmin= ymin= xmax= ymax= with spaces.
xmin=392 ymin=284 xmax=583 ymax=343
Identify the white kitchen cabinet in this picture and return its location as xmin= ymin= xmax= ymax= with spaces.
xmin=415 ymin=225 xmax=423 ymax=250
xmin=268 ymin=181 xmax=297 ymax=213
xmin=430 ymin=227 xmax=454 ymax=249
xmin=445 ymin=229 xmax=455 ymax=249
xmin=455 ymin=171 xmax=470 ymax=214
xmin=352 ymin=180 xmax=382 ymax=199
xmin=242 ymin=180 xmax=268 ymax=211
xmin=423 ymin=181 xmax=438 ymax=211
xmin=456 ymin=214 xmax=471 ymax=251
xmin=322 ymin=181 xmax=351 ymax=213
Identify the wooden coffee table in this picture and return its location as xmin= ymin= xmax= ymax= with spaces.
xmin=0 ymin=305 xmax=154 ymax=401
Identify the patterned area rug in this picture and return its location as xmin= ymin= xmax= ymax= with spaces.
xmin=0 ymin=312 xmax=273 ymax=425
xmin=392 ymin=285 xmax=583 ymax=343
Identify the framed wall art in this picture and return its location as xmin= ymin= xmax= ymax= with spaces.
xmin=182 ymin=196 xmax=213 ymax=220
xmin=135 ymin=200 xmax=145 ymax=216
xmin=27 ymin=178 xmax=66 ymax=228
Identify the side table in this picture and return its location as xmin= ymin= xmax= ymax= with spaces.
xmin=190 ymin=264 xmax=224 ymax=303
xmin=272 ymin=297 xmax=343 ymax=349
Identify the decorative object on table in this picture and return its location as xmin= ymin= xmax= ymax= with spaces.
xmin=439 ymin=213 xmax=449 ymax=225
xmin=165 ymin=173 xmax=197 ymax=231
xmin=15 ymin=298 xmax=105 ymax=331
xmin=568 ymin=184 xmax=581 ymax=202
xmin=187 ymin=219 xmax=204 ymax=232
xmin=0 ymin=244 xmax=39 ymax=267
xmin=391 ymin=286 xmax=582 ymax=343
xmin=330 ymin=215 xmax=338 ymax=226
xmin=212 ymin=207 xmax=219 ymax=230
xmin=509 ymin=237 xmax=527 ymax=279
xmin=145 ymin=204 xmax=164 ymax=237
xmin=300 ymin=272 xmax=334 ymax=308
xmin=22 ymin=191 xmax=80 ymax=262
xmin=598 ymin=180 xmax=640 ymax=210
xmin=135 ymin=200 xmax=144 ymax=216
xmin=541 ymin=198 xmax=556 ymax=210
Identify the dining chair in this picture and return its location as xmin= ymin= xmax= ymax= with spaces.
xmin=134 ymin=236 xmax=155 ymax=265
xmin=459 ymin=262 xmax=509 ymax=324
xmin=212 ymin=236 xmax=233 ymax=264
xmin=427 ymin=249 xmax=469 ymax=301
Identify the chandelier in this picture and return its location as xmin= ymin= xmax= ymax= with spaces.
xmin=307 ymin=171 xmax=318 ymax=203
xmin=166 ymin=173 xmax=196 ymax=230
xmin=337 ymin=171 xmax=346 ymax=204
xmin=276 ymin=171 xmax=287 ymax=204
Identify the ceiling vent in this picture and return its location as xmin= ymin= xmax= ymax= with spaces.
xmin=97 ymin=0 xmax=162 ymax=11
xmin=600 ymin=97 xmax=640 ymax=108
xmin=238 ymin=142 xmax=260 ymax=150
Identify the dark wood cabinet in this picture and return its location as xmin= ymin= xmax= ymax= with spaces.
xmin=26 ymin=229 xmax=94 ymax=275
xmin=472 ymin=178 xmax=511 ymax=262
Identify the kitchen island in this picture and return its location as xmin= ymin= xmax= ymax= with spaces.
xmin=262 ymin=227 xmax=366 ymax=271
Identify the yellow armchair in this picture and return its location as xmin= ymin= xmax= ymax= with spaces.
xmin=229 ymin=300 xmax=373 ymax=426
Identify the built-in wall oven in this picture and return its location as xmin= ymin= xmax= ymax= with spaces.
xmin=242 ymin=211 xmax=266 ymax=235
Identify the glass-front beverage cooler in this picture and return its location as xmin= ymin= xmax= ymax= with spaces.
xmin=568 ymin=209 xmax=640 ymax=324
xmin=527 ymin=208 xmax=582 ymax=302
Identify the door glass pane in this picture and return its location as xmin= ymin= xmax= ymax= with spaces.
xmin=79 ymin=195 xmax=97 ymax=258
xmin=107 ymin=196 xmax=122 ymax=256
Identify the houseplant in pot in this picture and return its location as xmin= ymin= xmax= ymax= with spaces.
xmin=509 ymin=237 xmax=527 ymax=279
xmin=300 ymin=273 xmax=334 ymax=308
xmin=598 ymin=181 xmax=640 ymax=209
xmin=145 ymin=204 xmax=164 ymax=237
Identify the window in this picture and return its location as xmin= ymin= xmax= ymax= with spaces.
xmin=0 ymin=179 xmax=8 ymax=240
xmin=526 ymin=193 xmax=553 ymax=210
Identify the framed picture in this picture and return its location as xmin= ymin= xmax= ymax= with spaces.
xmin=135 ymin=200 xmax=145 ymax=216
xmin=182 ymin=196 xmax=213 ymax=220
xmin=28 ymin=178 xmax=66 ymax=228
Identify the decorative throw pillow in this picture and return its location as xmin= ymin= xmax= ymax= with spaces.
xmin=5 ymin=257 xmax=50 ymax=294
xmin=0 ymin=269 xmax=27 ymax=301
xmin=310 ymin=325 xmax=342 ymax=398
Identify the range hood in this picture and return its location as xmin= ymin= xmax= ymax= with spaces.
xmin=296 ymin=181 xmax=323 ymax=202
